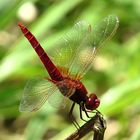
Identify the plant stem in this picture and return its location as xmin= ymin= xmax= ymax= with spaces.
xmin=65 ymin=112 xmax=106 ymax=140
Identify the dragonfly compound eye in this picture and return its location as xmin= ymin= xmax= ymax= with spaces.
xmin=85 ymin=93 xmax=100 ymax=111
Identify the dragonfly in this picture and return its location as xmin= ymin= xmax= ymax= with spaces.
xmin=18 ymin=15 xmax=119 ymax=128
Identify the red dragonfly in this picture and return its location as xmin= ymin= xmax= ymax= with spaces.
xmin=18 ymin=15 xmax=119 ymax=128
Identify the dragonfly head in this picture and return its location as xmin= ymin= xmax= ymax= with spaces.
xmin=85 ymin=93 xmax=100 ymax=111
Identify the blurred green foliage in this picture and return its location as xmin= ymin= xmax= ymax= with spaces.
xmin=0 ymin=0 xmax=140 ymax=140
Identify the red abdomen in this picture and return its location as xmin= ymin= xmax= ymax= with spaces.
xmin=18 ymin=23 xmax=63 ymax=81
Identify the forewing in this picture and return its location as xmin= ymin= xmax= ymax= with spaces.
xmin=49 ymin=21 xmax=92 ymax=78
xmin=71 ymin=15 xmax=119 ymax=78
xmin=19 ymin=78 xmax=57 ymax=112
xmin=93 ymin=15 xmax=119 ymax=47
xmin=49 ymin=15 xmax=119 ymax=79
xmin=66 ymin=21 xmax=95 ymax=79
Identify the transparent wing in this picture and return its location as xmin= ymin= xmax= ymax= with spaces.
xmin=19 ymin=78 xmax=58 ymax=112
xmin=93 ymin=15 xmax=119 ymax=47
xmin=48 ymin=90 xmax=66 ymax=109
xmin=49 ymin=21 xmax=91 ymax=78
xmin=48 ymin=86 xmax=75 ymax=109
xmin=69 ymin=15 xmax=119 ymax=79
xmin=49 ymin=15 xmax=119 ymax=79
xmin=65 ymin=21 xmax=95 ymax=79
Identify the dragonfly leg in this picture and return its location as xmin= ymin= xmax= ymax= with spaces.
xmin=80 ymin=102 xmax=91 ymax=119
xmin=69 ymin=102 xmax=80 ymax=129
xmin=79 ymin=103 xmax=88 ymax=122
xmin=83 ymin=108 xmax=102 ymax=120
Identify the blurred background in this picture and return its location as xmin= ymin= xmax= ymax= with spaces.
xmin=0 ymin=0 xmax=140 ymax=140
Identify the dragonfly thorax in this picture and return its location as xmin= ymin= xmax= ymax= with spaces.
xmin=57 ymin=77 xmax=81 ymax=97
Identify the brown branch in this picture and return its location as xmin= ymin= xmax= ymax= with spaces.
xmin=65 ymin=112 xmax=106 ymax=140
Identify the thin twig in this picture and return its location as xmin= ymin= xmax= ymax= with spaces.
xmin=65 ymin=112 xmax=106 ymax=140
